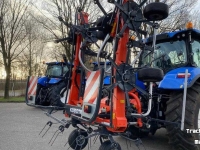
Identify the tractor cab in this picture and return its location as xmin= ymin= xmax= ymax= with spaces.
xmin=139 ymin=28 xmax=200 ymax=74
xmin=45 ymin=62 xmax=69 ymax=78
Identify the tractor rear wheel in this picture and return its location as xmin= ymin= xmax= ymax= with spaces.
xmin=49 ymin=81 xmax=67 ymax=107
xmin=165 ymin=81 xmax=200 ymax=150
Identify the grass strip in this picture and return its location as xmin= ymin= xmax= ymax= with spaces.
xmin=0 ymin=97 xmax=25 ymax=103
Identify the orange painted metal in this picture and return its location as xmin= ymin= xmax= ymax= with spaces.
xmin=65 ymin=3 xmax=143 ymax=132
xmin=67 ymin=35 xmax=82 ymax=106
xmin=78 ymin=12 xmax=89 ymax=25
xmin=65 ymin=12 xmax=88 ymax=118
xmin=129 ymin=92 xmax=143 ymax=127
xmin=111 ymin=22 xmax=129 ymax=131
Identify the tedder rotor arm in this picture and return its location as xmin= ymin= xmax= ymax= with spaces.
xmin=65 ymin=11 xmax=89 ymax=108
xmin=54 ymin=37 xmax=71 ymax=43
xmin=93 ymin=0 xmax=107 ymax=16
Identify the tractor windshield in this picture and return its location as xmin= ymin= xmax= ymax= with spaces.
xmin=191 ymin=39 xmax=200 ymax=67
xmin=46 ymin=65 xmax=62 ymax=76
xmin=140 ymin=39 xmax=187 ymax=72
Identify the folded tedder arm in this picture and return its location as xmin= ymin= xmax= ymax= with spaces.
xmin=35 ymin=0 xmax=170 ymax=149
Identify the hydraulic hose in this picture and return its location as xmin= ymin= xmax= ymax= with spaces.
xmin=97 ymin=34 xmax=111 ymax=68
xmin=78 ymin=43 xmax=93 ymax=72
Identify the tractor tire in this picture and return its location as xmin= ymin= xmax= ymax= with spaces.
xmin=165 ymin=81 xmax=200 ymax=150
xmin=138 ymin=68 xmax=164 ymax=82
xmin=48 ymin=81 xmax=67 ymax=107
xmin=35 ymin=84 xmax=50 ymax=106
xmin=98 ymin=140 xmax=121 ymax=150
xmin=143 ymin=2 xmax=169 ymax=21
xmin=68 ymin=129 xmax=88 ymax=150
xmin=35 ymin=84 xmax=42 ymax=105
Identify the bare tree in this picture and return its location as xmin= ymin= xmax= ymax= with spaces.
xmin=135 ymin=0 xmax=197 ymax=35
xmin=25 ymin=17 xmax=37 ymax=76
xmin=15 ymin=15 xmax=48 ymax=78
xmin=155 ymin=0 xmax=197 ymax=33
xmin=30 ymin=0 xmax=102 ymax=61
xmin=0 ymin=0 xmax=30 ymax=98
xmin=190 ymin=9 xmax=200 ymax=29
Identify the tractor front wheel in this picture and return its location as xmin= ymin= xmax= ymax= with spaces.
xmin=48 ymin=81 xmax=67 ymax=107
xmin=165 ymin=81 xmax=200 ymax=150
xmin=35 ymin=84 xmax=50 ymax=106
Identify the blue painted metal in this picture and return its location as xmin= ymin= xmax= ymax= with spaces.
xmin=104 ymin=76 xmax=111 ymax=85
xmin=49 ymin=78 xmax=62 ymax=84
xmin=142 ymin=29 xmax=200 ymax=43
xmin=37 ymin=77 xmax=49 ymax=86
xmin=159 ymin=67 xmax=200 ymax=89
xmin=46 ymin=62 xmax=73 ymax=66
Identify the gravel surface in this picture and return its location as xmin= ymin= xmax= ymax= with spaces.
xmin=0 ymin=103 xmax=171 ymax=150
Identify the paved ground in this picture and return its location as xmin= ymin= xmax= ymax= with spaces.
xmin=0 ymin=103 xmax=171 ymax=150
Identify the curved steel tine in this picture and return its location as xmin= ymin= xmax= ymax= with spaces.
xmin=39 ymin=121 xmax=53 ymax=137
xmin=48 ymin=130 xmax=59 ymax=144
xmin=50 ymin=131 xmax=62 ymax=146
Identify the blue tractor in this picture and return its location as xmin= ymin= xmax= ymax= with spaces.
xmin=137 ymin=26 xmax=200 ymax=150
xmin=34 ymin=56 xmax=111 ymax=107
xmin=35 ymin=54 xmax=70 ymax=107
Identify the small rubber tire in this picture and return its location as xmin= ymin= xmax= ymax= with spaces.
xmin=68 ymin=129 xmax=88 ymax=150
xmin=99 ymin=140 xmax=121 ymax=150
xmin=48 ymin=81 xmax=66 ymax=107
xmin=165 ymin=81 xmax=200 ymax=150
xmin=137 ymin=68 xmax=164 ymax=82
xmin=143 ymin=2 xmax=169 ymax=21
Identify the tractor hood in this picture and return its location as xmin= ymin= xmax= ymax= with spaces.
xmin=158 ymin=67 xmax=200 ymax=89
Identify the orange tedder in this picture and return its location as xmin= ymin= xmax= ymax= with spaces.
xmin=35 ymin=0 xmax=169 ymax=149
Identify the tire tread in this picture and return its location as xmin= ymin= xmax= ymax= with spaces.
xmin=165 ymin=82 xmax=200 ymax=150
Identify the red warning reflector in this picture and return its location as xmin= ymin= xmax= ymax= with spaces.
xmin=177 ymin=73 xmax=191 ymax=78
xmin=84 ymin=105 xmax=92 ymax=113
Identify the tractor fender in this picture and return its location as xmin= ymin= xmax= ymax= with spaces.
xmin=48 ymin=78 xmax=63 ymax=84
xmin=37 ymin=77 xmax=48 ymax=86
xmin=158 ymin=67 xmax=200 ymax=89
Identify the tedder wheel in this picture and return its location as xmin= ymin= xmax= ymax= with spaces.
xmin=98 ymin=140 xmax=121 ymax=150
xmin=143 ymin=2 xmax=169 ymax=21
xmin=68 ymin=129 xmax=88 ymax=150
xmin=48 ymin=81 xmax=66 ymax=107
xmin=165 ymin=81 xmax=200 ymax=150
xmin=137 ymin=68 xmax=164 ymax=82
